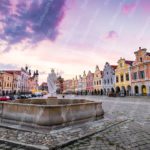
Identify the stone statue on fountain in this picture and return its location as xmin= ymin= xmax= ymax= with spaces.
xmin=47 ymin=69 xmax=57 ymax=97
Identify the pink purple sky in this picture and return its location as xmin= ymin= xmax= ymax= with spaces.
xmin=0 ymin=0 xmax=150 ymax=83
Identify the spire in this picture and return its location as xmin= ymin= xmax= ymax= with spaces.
xmin=25 ymin=65 xmax=28 ymax=71
xmin=29 ymin=69 xmax=31 ymax=75
xmin=36 ymin=70 xmax=39 ymax=75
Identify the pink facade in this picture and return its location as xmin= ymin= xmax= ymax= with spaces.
xmin=63 ymin=79 xmax=72 ymax=94
xmin=131 ymin=47 xmax=150 ymax=95
xmin=86 ymin=71 xmax=94 ymax=93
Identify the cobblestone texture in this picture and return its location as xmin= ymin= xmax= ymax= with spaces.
xmin=62 ymin=121 xmax=150 ymax=150
xmin=0 ymin=96 xmax=150 ymax=150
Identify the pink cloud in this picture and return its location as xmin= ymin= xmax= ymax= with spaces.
xmin=122 ymin=3 xmax=136 ymax=15
xmin=105 ymin=31 xmax=118 ymax=40
xmin=141 ymin=1 xmax=150 ymax=12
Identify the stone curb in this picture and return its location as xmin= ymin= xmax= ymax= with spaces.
xmin=50 ymin=119 xmax=129 ymax=150
xmin=0 ymin=139 xmax=49 ymax=150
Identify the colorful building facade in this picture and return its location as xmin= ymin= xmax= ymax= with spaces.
xmin=103 ymin=62 xmax=117 ymax=95
xmin=131 ymin=47 xmax=150 ymax=96
xmin=115 ymin=58 xmax=133 ymax=95
xmin=0 ymin=71 xmax=13 ymax=95
xmin=86 ymin=71 xmax=94 ymax=94
xmin=74 ymin=76 xmax=78 ymax=94
xmin=0 ymin=66 xmax=39 ymax=95
xmin=93 ymin=65 xmax=103 ymax=95
xmin=77 ymin=75 xmax=82 ymax=94
xmin=81 ymin=71 xmax=87 ymax=94
xmin=0 ymin=73 xmax=3 ymax=95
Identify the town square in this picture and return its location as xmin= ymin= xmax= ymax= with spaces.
xmin=0 ymin=0 xmax=150 ymax=150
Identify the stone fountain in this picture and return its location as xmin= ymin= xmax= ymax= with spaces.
xmin=0 ymin=99 xmax=104 ymax=127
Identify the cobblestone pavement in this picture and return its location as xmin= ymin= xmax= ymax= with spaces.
xmin=60 ymin=95 xmax=150 ymax=150
xmin=0 ymin=117 xmax=125 ymax=149
xmin=62 ymin=121 xmax=150 ymax=150
xmin=63 ymin=95 xmax=150 ymax=124
xmin=0 ymin=96 xmax=149 ymax=150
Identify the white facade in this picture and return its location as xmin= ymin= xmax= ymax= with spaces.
xmin=81 ymin=71 xmax=87 ymax=92
xmin=20 ymin=68 xmax=30 ymax=93
xmin=77 ymin=75 xmax=82 ymax=93
xmin=102 ymin=62 xmax=116 ymax=95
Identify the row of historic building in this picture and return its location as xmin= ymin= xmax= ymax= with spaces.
xmin=63 ymin=47 xmax=150 ymax=96
xmin=0 ymin=66 xmax=39 ymax=96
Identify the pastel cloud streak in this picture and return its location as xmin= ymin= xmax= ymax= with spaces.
xmin=122 ymin=3 xmax=136 ymax=15
xmin=0 ymin=0 xmax=66 ymax=48
xmin=141 ymin=0 xmax=150 ymax=12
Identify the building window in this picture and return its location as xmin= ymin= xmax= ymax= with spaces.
xmin=99 ymin=80 xmax=101 ymax=85
xmin=0 ymin=82 xmax=1 ymax=87
xmin=133 ymin=72 xmax=137 ymax=80
xmin=126 ymin=73 xmax=129 ymax=81
xmin=8 ymin=77 xmax=9 ymax=80
xmin=111 ymin=78 xmax=113 ymax=84
xmin=139 ymin=71 xmax=145 ymax=79
xmin=140 ymin=57 xmax=142 ymax=62
xmin=107 ymin=79 xmax=109 ymax=84
xmin=120 ymin=63 xmax=122 ymax=67
xmin=97 ymin=81 xmax=99 ymax=85
xmin=116 ymin=76 xmax=119 ymax=83
xmin=120 ymin=75 xmax=124 ymax=82
xmin=104 ymin=80 xmax=106 ymax=84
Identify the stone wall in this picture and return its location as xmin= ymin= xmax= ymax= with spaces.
xmin=0 ymin=99 xmax=104 ymax=126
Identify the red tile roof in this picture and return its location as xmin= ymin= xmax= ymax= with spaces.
xmin=111 ymin=65 xmax=117 ymax=70
xmin=3 ymin=70 xmax=21 ymax=75
xmin=146 ymin=52 xmax=150 ymax=56
xmin=125 ymin=60 xmax=134 ymax=65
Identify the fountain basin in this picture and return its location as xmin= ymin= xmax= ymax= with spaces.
xmin=0 ymin=99 xmax=104 ymax=126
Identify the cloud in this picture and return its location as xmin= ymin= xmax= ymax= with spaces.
xmin=0 ymin=63 xmax=19 ymax=70
xmin=141 ymin=1 xmax=150 ymax=13
xmin=0 ymin=0 xmax=66 ymax=47
xmin=122 ymin=3 xmax=136 ymax=15
xmin=105 ymin=30 xmax=118 ymax=40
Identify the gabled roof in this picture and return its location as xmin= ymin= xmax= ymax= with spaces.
xmin=110 ymin=65 xmax=117 ymax=70
xmin=5 ymin=70 xmax=21 ymax=75
xmin=40 ymin=82 xmax=47 ymax=86
xmin=125 ymin=60 xmax=134 ymax=66
xmin=100 ymin=71 xmax=103 ymax=77
xmin=146 ymin=52 xmax=150 ymax=56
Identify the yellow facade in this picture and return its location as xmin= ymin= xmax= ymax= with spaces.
xmin=115 ymin=58 xmax=133 ymax=95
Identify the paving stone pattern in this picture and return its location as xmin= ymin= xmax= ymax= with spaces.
xmin=0 ymin=96 xmax=150 ymax=150
xmin=62 ymin=121 xmax=150 ymax=150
